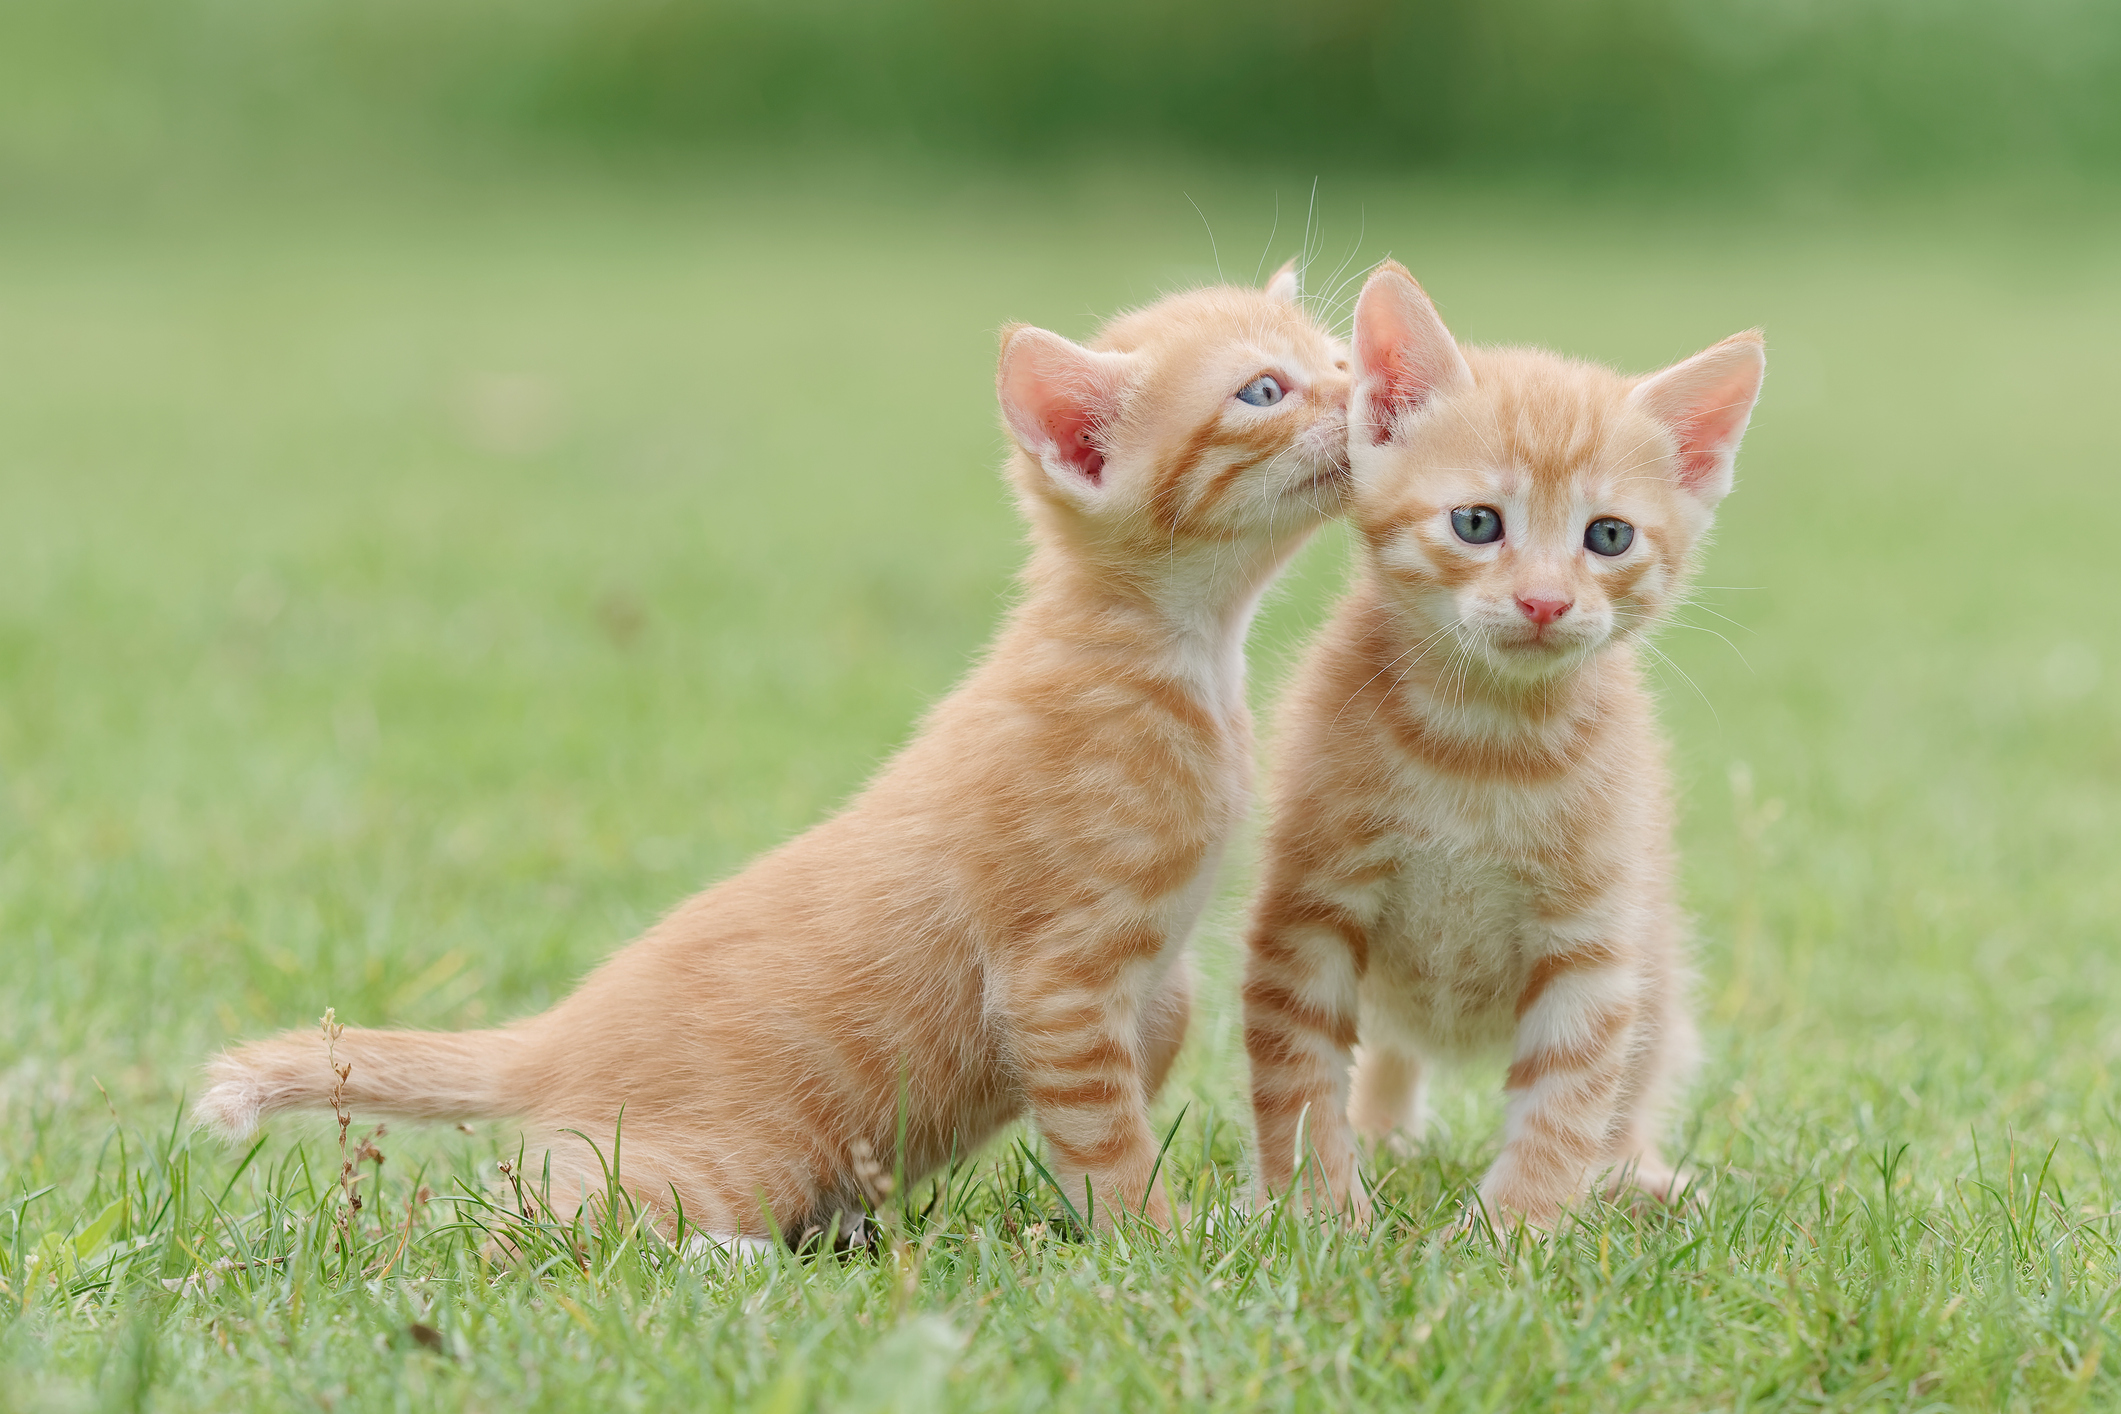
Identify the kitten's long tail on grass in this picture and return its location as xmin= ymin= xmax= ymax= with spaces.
xmin=196 ymin=1025 xmax=536 ymax=1140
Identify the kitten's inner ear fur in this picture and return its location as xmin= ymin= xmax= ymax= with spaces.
xmin=997 ymin=324 xmax=1138 ymax=489
xmin=1352 ymin=260 xmax=1473 ymax=445
xmin=1628 ymin=331 xmax=1767 ymax=505
xmin=1264 ymin=258 xmax=1302 ymax=305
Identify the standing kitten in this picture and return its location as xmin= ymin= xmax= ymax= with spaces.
xmin=1243 ymin=261 xmax=1763 ymax=1227
xmin=199 ymin=265 xmax=1350 ymax=1241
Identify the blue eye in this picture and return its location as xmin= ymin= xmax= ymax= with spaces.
xmin=1585 ymin=517 xmax=1634 ymax=556
xmin=1236 ymin=375 xmax=1284 ymax=407
xmin=1451 ymin=505 xmax=1503 ymax=544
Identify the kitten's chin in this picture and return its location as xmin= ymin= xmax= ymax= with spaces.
xmin=1475 ymin=632 xmax=1601 ymax=682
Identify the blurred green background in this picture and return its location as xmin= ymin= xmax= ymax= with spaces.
xmin=6 ymin=0 xmax=2121 ymax=189
xmin=4 ymin=5 xmax=2121 ymax=1409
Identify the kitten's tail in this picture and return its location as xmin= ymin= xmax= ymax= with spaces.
xmin=195 ymin=1025 xmax=538 ymax=1141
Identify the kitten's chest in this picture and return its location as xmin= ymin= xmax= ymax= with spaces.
xmin=1353 ymin=704 xmax=1655 ymax=1052
xmin=1360 ymin=836 xmax=1537 ymax=1054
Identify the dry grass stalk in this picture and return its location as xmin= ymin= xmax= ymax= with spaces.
xmin=322 ymin=1007 xmax=388 ymax=1265
xmin=369 ymin=1184 xmax=434 ymax=1281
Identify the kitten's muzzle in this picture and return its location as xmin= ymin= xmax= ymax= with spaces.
xmin=1485 ymin=597 xmax=1589 ymax=654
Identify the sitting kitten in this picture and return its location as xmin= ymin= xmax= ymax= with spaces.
xmin=1242 ymin=260 xmax=1763 ymax=1228
xmin=199 ymin=264 xmax=1351 ymax=1241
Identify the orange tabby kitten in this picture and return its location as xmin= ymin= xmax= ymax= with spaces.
xmin=200 ymin=264 xmax=1351 ymax=1243
xmin=1243 ymin=261 xmax=1763 ymax=1228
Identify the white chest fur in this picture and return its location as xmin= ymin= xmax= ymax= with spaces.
xmin=1355 ymin=753 xmax=1600 ymax=1059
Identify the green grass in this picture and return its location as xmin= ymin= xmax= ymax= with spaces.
xmin=2 ymin=169 xmax=2119 ymax=1411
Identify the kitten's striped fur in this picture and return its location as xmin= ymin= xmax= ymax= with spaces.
xmin=1243 ymin=261 xmax=1764 ymax=1227
xmin=199 ymin=265 xmax=1350 ymax=1240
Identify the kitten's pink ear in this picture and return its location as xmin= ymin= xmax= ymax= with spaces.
xmin=997 ymin=324 xmax=1137 ymax=489
xmin=1628 ymin=331 xmax=1766 ymax=505
xmin=1264 ymin=258 xmax=1301 ymax=305
xmin=1352 ymin=261 xmax=1472 ymax=444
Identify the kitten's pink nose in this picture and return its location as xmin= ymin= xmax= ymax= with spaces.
xmin=1516 ymin=596 xmax=1572 ymax=627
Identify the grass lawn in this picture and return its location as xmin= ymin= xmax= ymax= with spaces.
xmin=1 ymin=166 xmax=2118 ymax=1411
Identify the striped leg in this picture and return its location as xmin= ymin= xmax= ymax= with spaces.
xmin=1243 ymin=893 xmax=1371 ymax=1220
xmin=1600 ymin=957 xmax=1698 ymax=1203
xmin=1012 ymin=949 xmax=1173 ymax=1230
xmin=1481 ymin=942 xmax=1646 ymax=1227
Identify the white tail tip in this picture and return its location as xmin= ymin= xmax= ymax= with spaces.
xmin=194 ymin=1063 xmax=264 ymax=1141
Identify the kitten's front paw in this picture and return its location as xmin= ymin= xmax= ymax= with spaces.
xmin=1098 ymin=1174 xmax=1174 ymax=1231
xmin=1607 ymin=1158 xmax=1694 ymax=1210
xmin=1330 ymin=1175 xmax=1375 ymax=1227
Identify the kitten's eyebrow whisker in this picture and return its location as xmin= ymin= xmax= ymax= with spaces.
xmin=1333 ymin=239 xmax=1367 ymax=304
xmin=1303 ymin=177 xmax=1320 ymax=282
xmin=1319 ymin=219 xmax=1373 ymax=331
xmin=1318 ymin=210 xmax=1367 ymax=325
xmin=1254 ymin=190 xmax=1281 ymax=288
xmin=1185 ymin=192 xmax=1224 ymax=283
